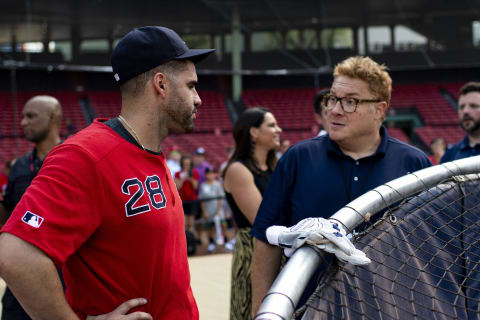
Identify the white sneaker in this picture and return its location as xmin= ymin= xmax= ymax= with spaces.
xmin=208 ymin=243 xmax=216 ymax=253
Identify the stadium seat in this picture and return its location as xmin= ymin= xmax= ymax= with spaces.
xmin=416 ymin=126 xmax=464 ymax=147
xmin=390 ymin=83 xmax=458 ymax=126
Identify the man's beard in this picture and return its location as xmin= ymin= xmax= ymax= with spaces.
xmin=166 ymin=90 xmax=195 ymax=133
xmin=461 ymin=116 xmax=480 ymax=134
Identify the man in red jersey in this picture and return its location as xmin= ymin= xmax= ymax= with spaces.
xmin=0 ymin=26 xmax=214 ymax=320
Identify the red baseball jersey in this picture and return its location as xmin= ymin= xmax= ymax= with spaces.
xmin=1 ymin=119 xmax=198 ymax=319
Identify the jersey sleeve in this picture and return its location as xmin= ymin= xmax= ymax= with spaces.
xmin=1 ymin=144 xmax=104 ymax=268
xmin=251 ymin=150 xmax=296 ymax=243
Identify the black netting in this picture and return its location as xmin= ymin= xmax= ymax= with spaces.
xmin=301 ymin=175 xmax=480 ymax=320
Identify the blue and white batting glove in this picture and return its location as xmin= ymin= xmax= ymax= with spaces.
xmin=266 ymin=217 xmax=371 ymax=265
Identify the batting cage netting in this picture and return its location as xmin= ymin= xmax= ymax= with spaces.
xmin=255 ymin=156 xmax=480 ymax=320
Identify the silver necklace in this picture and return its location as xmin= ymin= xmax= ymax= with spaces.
xmin=118 ymin=115 xmax=145 ymax=150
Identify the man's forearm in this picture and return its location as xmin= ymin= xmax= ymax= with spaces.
xmin=0 ymin=233 xmax=79 ymax=320
xmin=251 ymin=239 xmax=282 ymax=317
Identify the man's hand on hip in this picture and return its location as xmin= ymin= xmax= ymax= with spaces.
xmin=87 ymin=298 xmax=152 ymax=320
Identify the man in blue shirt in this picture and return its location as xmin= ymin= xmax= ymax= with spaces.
xmin=441 ymin=82 xmax=480 ymax=163
xmin=250 ymin=56 xmax=432 ymax=317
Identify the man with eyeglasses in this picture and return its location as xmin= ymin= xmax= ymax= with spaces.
xmin=251 ymin=56 xmax=432 ymax=317
xmin=441 ymin=82 xmax=480 ymax=163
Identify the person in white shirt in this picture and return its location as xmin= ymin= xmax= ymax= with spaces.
xmin=198 ymin=167 xmax=225 ymax=252
xmin=166 ymin=147 xmax=182 ymax=176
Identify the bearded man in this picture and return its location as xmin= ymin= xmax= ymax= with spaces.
xmin=441 ymin=82 xmax=480 ymax=162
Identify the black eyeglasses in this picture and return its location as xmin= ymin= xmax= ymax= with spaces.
xmin=322 ymin=93 xmax=381 ymax=113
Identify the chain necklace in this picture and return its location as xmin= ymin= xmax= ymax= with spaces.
xmin=118 ymin=115 xmax=145 ymax=150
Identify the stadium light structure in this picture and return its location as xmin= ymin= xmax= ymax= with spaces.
xmin=254 ymin=155 xmax=480 ymax=320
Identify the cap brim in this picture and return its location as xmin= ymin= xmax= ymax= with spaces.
xmin=176 ymin=49 xmax=215 ymax=64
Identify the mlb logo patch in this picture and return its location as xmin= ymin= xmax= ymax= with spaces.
xmin=21 ymin=211 xmax=44 ymax=228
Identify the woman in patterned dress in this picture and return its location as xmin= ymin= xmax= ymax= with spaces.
xmin=223 ymin=107 xmax=282 ymax=320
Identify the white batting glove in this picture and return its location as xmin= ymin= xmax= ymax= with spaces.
xmin=266 ymin=217 xmax=371 ymax=265
xmin=315 ymin=241 xmax=371 ymax=265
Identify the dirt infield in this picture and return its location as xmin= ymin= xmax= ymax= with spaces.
xmin=189 ymin=253 xmax=232 ymax=320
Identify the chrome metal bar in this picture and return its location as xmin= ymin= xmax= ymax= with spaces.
xmin=254 ymin=246 xmax=322 ymax=320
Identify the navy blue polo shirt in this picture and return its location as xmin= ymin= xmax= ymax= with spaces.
xmin=440 ymin=136 xmax=480 ymax=163
xmin=251 ymin=126 xmax=432 ymax=244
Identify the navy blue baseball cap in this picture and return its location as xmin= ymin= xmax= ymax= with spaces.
xmin=112 ymin=26 xmax=215 ymax=86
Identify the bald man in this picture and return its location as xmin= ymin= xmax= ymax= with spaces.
xmin=0 ymin=95 xmax=62 ymax=320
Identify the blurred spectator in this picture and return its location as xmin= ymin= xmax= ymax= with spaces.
xmin=429 ymin=137 xmax=446 ymax=165
xmin=1 ymin=96 xmax=62 ymax=223
xmin=65 ymin=117 xmax=76 ymax=137
xmin=193 ymin=147 xmax=212 ymax=186
xmin=0 ymin=95 xmax=62 ymax=320
xmin=223 ymin=107 xmax=282 ymax=320
xmin=441 ymin=82 xmax=480 ymax=162
xmin=219 ymin=145 xmax=235 ymax=251
xmin=198 ymin=167 xmax=225 ymax=253
xmin=313 ymin=88 xmax=330 ymax=136
xmin=166 ymin=146 xmax=182 ymax=176
xmin=174 ymin=154 xmax=200 ymax=240
xmin=276 ymin=139 xmax=291 ymax=159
